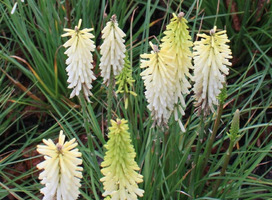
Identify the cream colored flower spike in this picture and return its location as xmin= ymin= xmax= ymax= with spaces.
xmin=193 ymin=26 xmax=232 ymax=115
xmin=160 ymin=12 xmax=193 ymax=131
xmin=62 ymin=19 xmax=96 ymax=102
xmin=37 ymin=130 xmax=83 ymax=200
xmin=99 ymin=15 xmax=126 ymax=85
xmin=140 ymin=42 xmax=176 ymax=126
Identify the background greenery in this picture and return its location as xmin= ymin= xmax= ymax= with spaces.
xmin=0 ymin=0 xmax=271 ymax=199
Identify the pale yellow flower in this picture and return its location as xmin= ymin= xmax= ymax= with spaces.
xmin=193 ymin=26 xmax=232 ymax=115
xmin=140 ymin=42 xmax=175 ymax=126
xmin=99 ymin=15 xmax=126 ymax=85
xmin=100 ymin=119 xmax=144 ymax=200
xmin=62 ymin=19 xmax=96 ymax=101
xmin=37 ymin=130 xmax=83 ymax=200
xmin=160 ymin=12 xmax=193 ymax=131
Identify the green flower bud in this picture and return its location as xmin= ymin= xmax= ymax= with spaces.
xmin=115 ymin=53 xmax=137 ymax=109
xmin=228 ymin=109 xmax=240 ymax=142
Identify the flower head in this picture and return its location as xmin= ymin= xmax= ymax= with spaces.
xmin=140 ymin=42 xmax=175 ymax=126
xmin=100 ymin=119 xmax=144 ymax=200
xmin=99 ymin=15 xmax=126 ymax=85
xmin=160 ymin=12 xmax=193 ymax=131
xmin=37 ymin=130 xmax=83 ymax=200
xmin=62 ymin=19 xmax=96 ymax=101
xmin=193 ymin=26 xmax=232 ymax=115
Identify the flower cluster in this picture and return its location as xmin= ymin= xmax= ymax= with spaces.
xmin=62 ymin=19 xmax=96 ymax=101
xmin=140 ymin=13 xmax=194 ymax=130
xmin=192 ymin=26 xmax=232 ymax=115
xmin=35 ymin=11 xmax=233 ymax=200
xmin=99 ymin=15 xmax=126 ymax=85
xmin=140 ymin=14 xmax=232 ymax=127
xmin=140 ymin=42 xmax=176 ymax=126
xmin=100 ymin=119 xmax=144 ymax=200
xmin=37 ymin=131 xmax=83 ymax=200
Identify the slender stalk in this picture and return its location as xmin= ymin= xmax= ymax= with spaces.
xmin=210 ymin=109 xmax=240 ymax=197
xmin=107 ymin=70 xmax=114 ymax=129
xmin=199 ymin=84 xmax=227 ymax=183
xmin=201 ymin=101 xmax=224 ymax=175
xmin=210 ymin=139 xmax=235 ymax=197
xmin=195 ymin=101 xmax=224 ymax=196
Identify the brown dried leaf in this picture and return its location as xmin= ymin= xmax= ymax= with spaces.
xmin=225 ymin=0 xmax=241 ymax=31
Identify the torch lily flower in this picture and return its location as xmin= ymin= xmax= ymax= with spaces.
xmin=37 ymin=130 xmax=83 ymax=200
xmin=140 ymin=42 xmax=176 ymax=126
xmin=193 ymin=26 xmax=232 ymax=115
xmin=99 ymin=15 xmax=126 ymax=85
xmin=100 ymin=119 xmax=144 ymax=200
xmin=160 ymin=12 xmax=193 ymax=131
xmin=62 ymin=19 xmax=96 ymax=101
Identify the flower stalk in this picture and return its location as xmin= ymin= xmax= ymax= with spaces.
xmin=199 ymin=84 xmax=227 ymax=179
xmin=99 ymin=14 xmax=126 ymax=128
xmin=211 ymin=109 xmax=240 ymax=197
xmin=107 ymin=70 xmax=114 ymax=129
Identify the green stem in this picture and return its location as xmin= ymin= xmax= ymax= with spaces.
xmin=210 ymin=139 xmax=235 ymax=197
xmin=107 ymin=70 xmax=114 ymax=129
xmin=201 ymin=101 xmax=224 ymax=175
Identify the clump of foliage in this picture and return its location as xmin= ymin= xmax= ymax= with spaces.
xmin=0 ymin=0 xmax=271 ymax=200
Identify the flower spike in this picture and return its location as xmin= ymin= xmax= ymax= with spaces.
xmin=140 ymin=42 xmax=176 ymax=126
xmin=100 ymin=119 xmax=144 ymax=200
xmin=99 ymin=15 xmax=126 ymax=85
xmin=37 ymin=130 xmax=83 ymax=200
xmin=160 ymin=12 xmax=193 ymax=131
xmin=62 ymin=19 xmax=96 ymax=101
xmin=193 ymin=26 xmax=232 ymax=115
